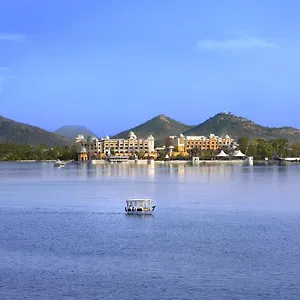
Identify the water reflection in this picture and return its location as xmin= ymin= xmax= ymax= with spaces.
xmin=72 ymin=163 xmax=248 ymax=183
xmin=125 ymin=214 xmax=154 ymax=220
xmin=3 ymin=161 xmax=297 ymax=188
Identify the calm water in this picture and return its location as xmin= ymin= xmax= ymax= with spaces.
xmin=0 ymin=162 xmax=300 ymax=300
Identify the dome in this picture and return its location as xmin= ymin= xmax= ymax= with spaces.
xmin=76 ymin=134 xmax=84 ymax=140
xmin=105 ymin=135 xmax=110 ymax=140
xmin=179 ymin=133 xmax=184 ymax=138
xmin=128 ymin=131 xmax=136 ymax=139
xmin=87 ymin=135 xmax=98 ymax=142
xmin=80 ymin=146 xmax=87 ymax=153
xmin=147 ymin=134 xmax=154 ymax=140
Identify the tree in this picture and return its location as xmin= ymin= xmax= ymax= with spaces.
xmin=255 ymin=139 xmax=273 ymax=159
xmin=246 ymin=144 xmax=257 ymax=158
xmin=136 ymin=151 xmax=145 ymax=159
xmin=187 ymin=147 xmax=201 ymax=157
xmin=157 ymin=151 xmax=167 ymax=161
xmin=291 ymin=143 xmax=300 ymax=157
xmin=175 ymin=153 xmax=187 ymax=160
xmin=154 ymin=141 xmax=163 ymax=148
xmin=271 ymin=138 xmax=289 ymax=157
xmin=237 ymin=136 xmax=250 ymax=153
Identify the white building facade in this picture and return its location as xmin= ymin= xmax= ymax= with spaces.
xmin=76 ymin=131 xmax=155 ymax=160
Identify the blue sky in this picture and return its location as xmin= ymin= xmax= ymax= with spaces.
xmin=0 ymin=0 xmax=300 ymax=136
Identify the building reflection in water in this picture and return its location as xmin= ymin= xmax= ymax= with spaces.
xmin=73 ymin=162 xmax=160 ymax=181
xmin=162 ymin=163 xmax=187 ymax=182
xmin=72 ymin=162 xmax=266 ymax=184
xmin=147 ymin=164 xmax=155 ymax=180
xmin=186 ymin=164 xmax=237 ymax=182
xmin=177 ymin=164 xmax=186 ymax=180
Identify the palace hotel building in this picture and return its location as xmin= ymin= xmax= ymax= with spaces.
xmin=76 ymin=131 xmax=155 ymax=161
xmin=165 ymin=133 xmax=234 ymax=156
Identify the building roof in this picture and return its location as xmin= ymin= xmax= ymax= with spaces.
xmin=87 ymin=136 xmax=98 ymax=142
xmin=233 ymin=150 xmax=246 ymax=157
xmin=216 ymin=150 xmax=229 ymax=157
xmin=186 ymin=136 xmax=207 ymax=140
xmin=128 ymin=131 xmax=137 ymax=139
xmin=80 ymin=146 xmax=87 ymax=153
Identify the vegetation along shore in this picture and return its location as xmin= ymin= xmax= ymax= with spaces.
xmin=0 ymin=137 xmax=299 ymax=162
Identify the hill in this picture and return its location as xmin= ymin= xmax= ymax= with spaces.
xmin=183 ymin=113 xmax=300 ymax=142
xmin=0 ymin=115 xmax=73 ymax=147
xmin=55 ymin=125 xmax=97 ymax=140
xmin=113 ymin=114 xmax=194 ymax=143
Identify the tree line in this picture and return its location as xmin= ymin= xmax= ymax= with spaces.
xmin=0 ymin=143 xmax=77 ymax=161
xmin=237 ymin=137 xmax=300 ymax=160
xmin=1 ymin=137 xmax=299 ymax=161
xmin=156 ymin=137 xmax=300 ymax=161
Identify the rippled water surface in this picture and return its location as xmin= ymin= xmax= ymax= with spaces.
xmin=1 ymin=162 xmax=300 ymax=299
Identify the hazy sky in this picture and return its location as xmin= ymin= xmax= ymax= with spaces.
xmin=0 ymin=0 xmax=300 ymax=136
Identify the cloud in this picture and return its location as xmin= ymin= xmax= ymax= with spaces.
xmin=197 ymin=37 xmax=278 ymax=52
xmin=0 ymin=33 xmax=27 ymax=42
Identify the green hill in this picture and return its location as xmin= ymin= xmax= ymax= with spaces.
xmin=0 ymin=115 xmax=73 ymax=147
xmin=113 ymin=114 xmax=194 ymax=143
xmin=55 ymin=125 xmax=97 ymax=140
xmin=184 ymin=113 xmax=300 ymax=142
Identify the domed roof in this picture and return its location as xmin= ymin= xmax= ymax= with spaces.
xmin=87 ymin=135 xmax=98 ymax=142
xmin=105 ymin=135 xmax=110 ymax=140
xmin=128 ymin=131 xmax=136 ymax=139
xmin=147 ymin=134 xmax=154 ymax=140
xmin=76 ymin=134 xmax=84 ymax=140
xmin=128 ymin=131 xmax=135 ymax=136
xmin=179 ymin=133 xmax=184 ymax=138
xmin=80 ymin=146 xmax=87 ymax=153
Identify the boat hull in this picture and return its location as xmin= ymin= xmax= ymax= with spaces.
xmin=125 ymin=206 xmax=155 ymax=215
xmin=125 ymin=210 xmax=154 ymax=215
xmin=54 ymin=164 xmax=65 ymax=167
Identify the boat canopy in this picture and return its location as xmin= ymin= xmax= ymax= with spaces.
xmin=126 ymin=199 xmax=152 ymax=208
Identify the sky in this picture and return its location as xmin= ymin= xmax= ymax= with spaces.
xmin=0 ymin=0 xmax=300 ymax=136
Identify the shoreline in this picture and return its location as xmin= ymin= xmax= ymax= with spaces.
xmin=0 ymin=159 xmax=282 ymax=165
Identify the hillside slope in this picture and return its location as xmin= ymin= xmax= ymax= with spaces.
xmin=113 ymin=114 xmax=194 ymax=143
xmin=0 ymin=115 xmax=73 ymax=147
xmin=184 ymin=113 xmax=300 ymax=142
xmin=55 ymin=125 xmax=97 ymax=140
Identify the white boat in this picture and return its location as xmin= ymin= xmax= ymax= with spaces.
xmin=54 ymin=159 xmax=66 ymax=167
xmin=108 ymin=155 xmax=129 ymax=163
xmin=125 ymin=198 xmax=156 ymax=215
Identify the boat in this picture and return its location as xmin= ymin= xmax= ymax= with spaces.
xmin=54 ymin=159 xmax=66 ymax=167
xmin=108 ymin=155 xmax=129 ymax=163
xmin=125 ymin=198 xmax=156 ymax=215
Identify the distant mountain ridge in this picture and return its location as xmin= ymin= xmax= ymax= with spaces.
xmin=0 ymin=115 xmax=73 ymax=147
xmin=183 ymin=113 xmax=300 ymax=142
xmin=113 ymin=114 xmax=194 ymax=143
xmin=55 ymin=125 xmax=97 ymax=140
xmin=2 ymin=112 xmax=300 ymax=148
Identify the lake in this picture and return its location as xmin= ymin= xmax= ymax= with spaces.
xmin=0 ymin=162 xmax=300 ymax=300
